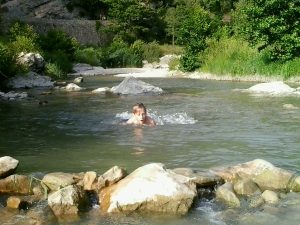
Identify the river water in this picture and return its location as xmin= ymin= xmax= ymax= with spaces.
xmin=1 ymin=76 xmax=300 ymax=224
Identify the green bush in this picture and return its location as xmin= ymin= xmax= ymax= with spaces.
xmin=9 ymin=22 xmax=38 ymax=42
xmin=200 ymin=36 xmax=300 ymax=79
xmin=168 ymin=57 xmax=180 ymax=71
xmin=8 ymin=36 xmax=40 ymax=56
xmin=142 ymin=41 xmax=161 ymax=63
xmin=201 ymin=37 xmax=258 ymax=75
xmin=102 ymin=37 xmax=144 ymax=67
xmin=179 ymin=50 xmax=200 ymax=72
xmin=0 ymin=42 xmax=14 ymax=78
xmin=74 ymin=47 xmax=102 ymax=66
xmin=39 ymin=29 xmax=79 ymax=60
xmin=45 ymin=63 xmax=64 ymax=80
xmin=44 ymin=50 xmax=72 ymax=74
xmin=159 ymin=44 xmax=183 ymax=56
xmin=8 ymin=22 xmax=40 ymax=56
xmin=233 ymin=0 xmax=300 ymax=61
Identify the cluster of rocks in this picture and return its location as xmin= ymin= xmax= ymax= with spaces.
xmin=58 ymin=76 xmax=164 ymax=95
xmin=1 ymin=156 xmax=300 ymax=223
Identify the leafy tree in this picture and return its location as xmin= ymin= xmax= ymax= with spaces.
xmin=233 ymin=0 xmax=300 ymax=61
xmin=199 ymin=0 xmax=239 ymax=16
xmin=102 ymin=0 xmax=166 ymax=42
xmin=66 ymin=0 xmax=108 ymax=19
xmin=178 ymin=5 xmax=219 ymax=71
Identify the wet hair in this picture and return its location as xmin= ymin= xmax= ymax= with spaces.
xmin=132 ymin=103 xmax=147 ymax=114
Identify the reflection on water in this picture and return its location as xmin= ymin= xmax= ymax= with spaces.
xmin=1 ymin=76 xmax=300 ymax=225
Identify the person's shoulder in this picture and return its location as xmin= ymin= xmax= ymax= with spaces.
xmin=126 ymin=117 xmax=134 ymax=124
xmin=146 ymin=116 xmax=156 ymax=126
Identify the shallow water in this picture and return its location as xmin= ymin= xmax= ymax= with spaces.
xmin=1 ymin=76 xmax=300 ymax=224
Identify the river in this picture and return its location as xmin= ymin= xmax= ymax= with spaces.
xmin=1 ymin=76 xmax=300 ymax=224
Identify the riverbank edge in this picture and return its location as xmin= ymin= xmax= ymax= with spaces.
xmin=169 ymin=70 xmax=300 ymax=83
xmin=69 ymin=65 xmax=300 ymax=84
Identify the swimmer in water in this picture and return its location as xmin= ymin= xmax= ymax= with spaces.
xmin=126 ymin=103 xmax=156 ymax=126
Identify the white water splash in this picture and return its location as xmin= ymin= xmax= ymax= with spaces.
xmin=115 ymin=111 xmax=197 ymax=125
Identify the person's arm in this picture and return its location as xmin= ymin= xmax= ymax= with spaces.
xmin=126 ymin=117 xmax=134 ymax=124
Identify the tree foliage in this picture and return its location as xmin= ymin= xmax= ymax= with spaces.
xmin=233 ymin=0 xmax=300 ymax=61
xmin=102 ymin=0 xmax=166 ymax=42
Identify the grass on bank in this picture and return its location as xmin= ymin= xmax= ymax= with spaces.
xmin=200 ymin=37 xmax=300 ymax=80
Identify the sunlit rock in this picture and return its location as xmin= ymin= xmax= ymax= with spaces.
xmin=91 ymin=87 xmax=110 ymax=93
xmin=16 ymin=52 xmax=45 ymax=72
xmin=111 ymin=76 xmax=163 ymax=95
xmin=248 ymin=81 xmax=295 ymax=95
xmin=0 ymin=174 xmax=32 ymax=194
xmin=261 ymin=190 xmax=279 ymax=204
xmin=48 ymin=185 xmax=86 ymax=217
xmin=7 ymin=72 xmax=54 ymax=88
xmin=216 ymin=182 xmax=240 ymax=208
xmin=97 ymin=166 xmax=127 ymax=191
xmin=42 ymin=172 xmax=80 ymax=191
xmin=83 ymin=171 xmax=97 ymax=191
xmin=171 ymin=167 xmax=223 ymax=188
xmin=72 ymin=63 xmax=94 ymax=73
xmin=99 ymin=163 xmax=197 ymax=214
xmin=64 ymin=83 xmax=84 ymax=91
xmin=0 ymin=156 xmax=19 ymax=178
xmin=233 ymin=178 xmax=261 ymax=196
xmin=213 ymin=159 xmax=293 ymax=192
xmin=74 ymin=76 xmax=83 ymax=83
xmin=283 ymin=103 xmax=298 ymax=109
xmin=6 ymin=195 xmax=38 ymax=209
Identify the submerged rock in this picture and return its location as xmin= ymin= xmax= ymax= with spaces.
xmin=111 ymin=76 xmax=163 ymax=95
xmin=0 ymin=91 xmax=28 ymax=100
xmin=99 ymin=163 xmax=197 ymax=215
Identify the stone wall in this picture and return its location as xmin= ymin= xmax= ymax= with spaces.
xmin=1 ymin=17 xmax=112 ymax=45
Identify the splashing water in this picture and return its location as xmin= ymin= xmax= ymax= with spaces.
xmin=115 ymin=111 xmax=197 ymax=125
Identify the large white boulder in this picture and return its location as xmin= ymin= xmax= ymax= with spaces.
xmin=42 ymin=172 xmax=79 ymax=191
xmin=48 ymin=185 xmax=86 ymax=216
xmin=16 ymin=52 xmax=45 ymax=72
xmin=248 ymin=81 xmax=295 ymax=95
xmin=111 ymin=76 xmax=163 ymax=95
xmin=213 ymin=159 xmax=297 ymax=192
xmin=99 ymin=163 xmax=197 ymax=215
xmin=0 ymin=156 xmax=19 ymax=178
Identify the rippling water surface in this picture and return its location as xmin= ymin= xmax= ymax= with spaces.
xmin=1 ymin=76 xmax=300 ymax=224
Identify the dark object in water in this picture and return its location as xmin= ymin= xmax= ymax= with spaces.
xmin=39 ymin=100 xmax=48 ymax=105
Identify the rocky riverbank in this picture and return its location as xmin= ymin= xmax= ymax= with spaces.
xmin=1 ymin=156 xmax=300 ymax=224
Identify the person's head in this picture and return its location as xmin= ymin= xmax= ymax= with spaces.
xmin=132 ymin=103 xmax=147 ymax=122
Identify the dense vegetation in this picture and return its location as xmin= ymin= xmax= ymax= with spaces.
xmin=1 ymin=0 xmax=300 ymax=83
